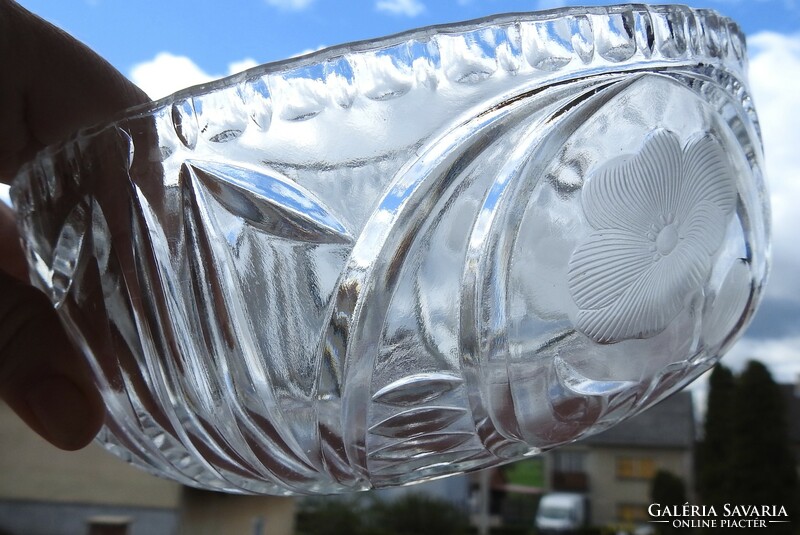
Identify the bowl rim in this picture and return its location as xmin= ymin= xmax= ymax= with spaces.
xmin=122 ymin=4 xmax=745 ymax=117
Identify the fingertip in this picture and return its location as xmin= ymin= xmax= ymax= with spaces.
xmin=24 ymin=374 xmax=105 ymax=450
xmin=0 ymin=273 xmax=105 ymax=450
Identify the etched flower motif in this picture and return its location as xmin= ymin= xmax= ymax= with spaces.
xmin=567 ymin=130 xmax=736 ymax=343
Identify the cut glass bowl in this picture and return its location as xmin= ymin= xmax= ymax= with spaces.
xmin=11 ymin=4 xmax=769 ymax=495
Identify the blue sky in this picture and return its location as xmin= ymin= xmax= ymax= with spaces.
xmin=10 ymin=0 xmax=800 ymax=390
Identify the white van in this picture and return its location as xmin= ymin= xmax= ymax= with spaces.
xmin=535 ymin=492 xmax=588 ymax=534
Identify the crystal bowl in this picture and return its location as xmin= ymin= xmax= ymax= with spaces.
xmin=11 ymin=4 xmax=769 ymax=495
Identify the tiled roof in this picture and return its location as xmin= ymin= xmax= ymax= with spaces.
xmin=582 ymin=390 xmax=695 ymax=449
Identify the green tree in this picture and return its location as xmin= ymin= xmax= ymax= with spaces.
xmin=651 ymin=470 xmax=687 ymax=534
xmin=697 ymin=364 xmax=736 ymax=509
xmin=366 ymin=493 xmax=470 ymax=535
xmin=296 ymin=493 xmax=470 ymax=535
xmin=295 ymin=497 xmax=365 ymax=535
xmin=730 ymin=360 xmax=798 ymax=533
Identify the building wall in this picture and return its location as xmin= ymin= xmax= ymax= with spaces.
xmin=586 ymin=446 xmax=692 ymax=526
xmin=0 ymin=401 xmax=295 ymax=535
xmin=0 ymin=401 xmax=182 ymax=535
xmin=542 ymin=444 xmax=693 ymax=528
xmin=0 ymin=402 xmax=182 ymax=509
xmin=0 ymin=500 xmax=178 ymax=535
xmin=178 ymin=488 xmax=295 ymax=535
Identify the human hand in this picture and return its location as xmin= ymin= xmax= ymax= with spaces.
xmin=0 ymin=0 xmax=149 ymax=449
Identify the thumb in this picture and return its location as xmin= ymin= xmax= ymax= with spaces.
xmin=0 ymin=205 xmax=104 ymax=450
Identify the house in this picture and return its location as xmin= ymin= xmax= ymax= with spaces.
xmin=540 ymin=390 xmax=695 ymax=527
xmin=0 ymin=387 xmax=697 ymax=533
xmin=459 ymin=391 xmax=695 ymax=531
xmin=0 ymin=400 xmax=295 ymax=535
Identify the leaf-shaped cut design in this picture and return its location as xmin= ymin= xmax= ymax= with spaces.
xmin=548 ymin=356 xmax=643 ymax=433
xmin=370 ymin=449 xmax=485 ymax=476
xmin=208 ymin=129 xmax=243 ymax=143
xmin=184 ymin=160 xmax=352 ymax=244
xmin=51 ymin=199 xmax=90 ymax=307
xmin=372 ymin=373 xmax=463 ymax=406
xmin=553 ymin=357 xmax=637 ymax=397
xmin=171 ymin=99 xmax=198 ymax=149
xmin=368 ymin=432 xmax=474 ymax=461
xmin=368 ymin=407 xmax=467 ymax=439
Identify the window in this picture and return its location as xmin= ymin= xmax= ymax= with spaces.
xmin=617 ymin=503 xmax=649 ymax=523
xmin=615 ymin=457 xmax=656 ymax=479
xmin=553 ymin=450 xmax=586 ymax=472
xmin=552 ymin=450 xmax=589 ymax=491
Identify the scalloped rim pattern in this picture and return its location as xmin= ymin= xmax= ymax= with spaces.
xmin=12 ymin=5 xmax=751 ymax=169
xmin=132 ymin=5 xmax=745 ymax=121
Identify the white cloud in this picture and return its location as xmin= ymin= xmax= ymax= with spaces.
xmin=747 ymin=32 xmax=800 ymax=303
xmin=376 ymin=0 xmax=425 ymax=17
xmin=291 ymin=45 xmax=327 ymax=58
xmin=723 ymin=334 xmax=800 ymax=383
xmin=130 ymin=53 xmax=216 ymax=100
xmin=129 ymin=53 xmax=260 ymax=100
xmin=227 ymin=58 xmax=260 ymax=76
xmin=264 ymin=0 xmax=315 ymax=10
xmin=690 ymin=333 xmax=800 ymax=423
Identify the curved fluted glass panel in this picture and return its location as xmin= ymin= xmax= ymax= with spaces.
xmin=11 ymin=4 xmax=769 ymax=495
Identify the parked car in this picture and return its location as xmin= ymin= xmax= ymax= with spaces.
xmin=535 ymin=492 xmax=589 ymax=534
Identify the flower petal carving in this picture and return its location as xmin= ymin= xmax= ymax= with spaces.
xmin=568 ymin=130 xmax=736 ymax=343
xmin=580 ymin=131 xmax=682 ymax=234
xmin=183 ymin=160 xmax=352 ymax=244
xmin=677 ymin=133 xmax=737 ymax=224
xmin=568 ymin=228 xmax=656 ymax=311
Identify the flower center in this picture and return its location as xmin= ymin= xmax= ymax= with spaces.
xmin=656 ymin=223 xmax=679 ymax=255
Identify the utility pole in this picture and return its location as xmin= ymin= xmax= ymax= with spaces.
xmin=478 ymin=468 xmax=490 ymax=535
